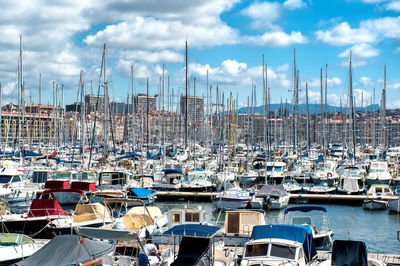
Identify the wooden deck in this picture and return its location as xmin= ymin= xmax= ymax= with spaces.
xmin=318 ymin=251 xmax=400 ymax=265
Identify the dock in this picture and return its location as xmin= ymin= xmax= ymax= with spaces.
xmin=318 ymin=251 xmax=400 ymax=265
xmin=156 ymin=191 xmax=398 ymax=203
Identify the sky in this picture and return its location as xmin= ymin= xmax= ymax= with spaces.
xmin=1 ymin=0 xmax=400 ymax=109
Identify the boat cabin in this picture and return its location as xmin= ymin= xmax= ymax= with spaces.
xmin=223 ymin=210 xmax=265 ymax=236
xmin=168 ymin=207 xmax=206 ymax=227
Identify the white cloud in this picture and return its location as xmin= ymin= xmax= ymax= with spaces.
xmin=221 ymin=60 xmax=247 ymax=75
xmin=120 ymin=50 xmax=184 ymax=63
xmin=340 ymin=59 xmax=367 ymax=68
xmin=386 ymin=1 xmax=400 ymax=11
xmin=339 ymin=43 xmax=380 ymax=58
xmin=361 ymin=16 xmax=400 ymax=39
xmin=315 ymin=22 xmax=376 ymax=45
xmin=360 ymin=76 xmax=374 ymax=87
xmin=240 ymin=1 xmax=281 ymax=30
xmin=305 ymin=77 xmax=342 ymax=89
xmin=283 ymin=0 xmax=307 ymax=9
xmin=84 ymin=16 xmax=239 ymax=50
xmin=247 ymin=31 xmax=308 ymax=47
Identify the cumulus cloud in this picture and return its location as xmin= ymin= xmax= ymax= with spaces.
xmin=315 ymin=22 xmax=376 ymax=45
xmin=339 ymin=43 xmax=380 ymax=58
xmin=246 ymin=31 xmax=308 ymax=47
xmin=283 ymin=0 xmax=307 ymax=9
xmin=386 ymin=1 xmax=400 ymax=11
xmin=241 ymin=1 xmax=281 ymax=30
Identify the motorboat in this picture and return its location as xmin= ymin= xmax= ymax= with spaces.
xmin=47 ymin=202 xmax=114 ymax=235
xmin=238 ymin=170 xmax=259 ymax=186
xmin=263 ymin=161 xmax=286 ymax=184
xmin=336 ymin=165 xmax=366 ymax=195
xmin=365 ymin=161 xmax=393 ymax=185
xmin=240 ymin=224 xmax=317 ymax=266
xmin=0 ymin=233 xmax=41 ymax=265
xmin=151 ymin=168 xmax=184 ymax=191
xmin=212 ymin=186 xmax=252 ymax=210
xmin=181 ymin=169 xmax=215 ymax=192
xmin=281 ymin=177 xmax=302 ymax=193
xmin=363 ymin=184 xmax=393 ymax=210
xmin=284 ymin=206 xmax=333 ymax=251
xmin=15 ymin=235 xmax=114 ymax=266
xmin=319 ymin=240 xmax=386 ymax=266
xmin=0 ymin=168 xmax=37 ymax=203
xmin=126 ymin=187 xmax=157 ymax=207
xmin=302 ymin=182 xmax=336 ymax=194
xmin=251 ymin=185 xmax=289 ymax=210
xmin=0 ymin=192 xmax=72 ymax=237
xmin=311 ymin=160 xmax=339 ymax=186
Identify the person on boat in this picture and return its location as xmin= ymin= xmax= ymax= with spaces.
xmin=138 ymin=242 xmax=161 ymax=266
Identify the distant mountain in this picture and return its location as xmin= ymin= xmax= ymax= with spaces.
xmin=237 ymin=103 xmax=380 ymax=115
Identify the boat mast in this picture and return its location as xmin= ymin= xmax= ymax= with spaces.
xmin=184 ymin=41 xmax=188 ymax=149
xmin=306 ymin=82 xmax=310 ymax=152
xmin=320 ymin=67 xmax=324 ymax=154
xmin=349 ymin=51 xmax=356 ymax=161
xmin=382 ymin=64 xmax=387 ymax=155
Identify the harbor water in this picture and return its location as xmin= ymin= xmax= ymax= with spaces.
xmin=154 ymin=201 xmax=400 ymax=254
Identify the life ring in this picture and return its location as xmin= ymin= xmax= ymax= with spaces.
xmin=327 ymin=172 xmax=333 ymax=177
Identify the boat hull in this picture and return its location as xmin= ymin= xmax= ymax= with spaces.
xmin=363 ymin=200 xmax=389 ymax=210
xmin=212 ymin=197 xmax=250 ymax=210
xmin=389 ymin=198 xmax=400 ymax=213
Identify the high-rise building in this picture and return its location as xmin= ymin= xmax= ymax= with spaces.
xmin=134 ymin=94 xmax=157 ymax=113
xmin=180 ymin=95 xmax=204 ymax=124
xmin=85 ymin=94 xmax=105 ymax=113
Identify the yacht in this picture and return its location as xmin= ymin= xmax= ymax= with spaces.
xmin=365 ymin=161 xmax=393 ymax=185
xmin=212 ymin=186 xmax=252 ymax=210
xmin=311 ymin=160 xmax=339 ymax=186
xmin=181 ymin=169 xmax=215 ymax=192
xmin=240 ymin=224 xmax=317 ymax=266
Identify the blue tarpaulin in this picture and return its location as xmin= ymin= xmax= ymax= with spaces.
xmin=284 ymin=206 xmax=327 ymax=214
xmin=117 ymin=152 xmax=136 ymax=160
xmin=316 ymin=155 xmax=324 ymax=163
xmin=162 ymin=169 xmax=183 ymax=175
xmin=163 ymin=224 xmax=220 ymax=238
xmin=251 ymin=224 xmax=317 ymax=262
xmin=130 ymin=188 xmax=155 ymax=198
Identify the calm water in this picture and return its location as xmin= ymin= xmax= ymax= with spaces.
xmin=11 ymin=201 xmax=400 ymax=254
xmin=154 ymin=201 xmax=400 ymax=254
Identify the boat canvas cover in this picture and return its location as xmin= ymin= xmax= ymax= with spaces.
xmin=256 ymin=185 xmax=288 ymax=198
xmin=28 ymin=199 xmax=70 ymax=217
xmin=16 ymin=235 xmax=114 ymax=266
xmin=73 ymin=203 xmax=111 ymax=223
xmin=171 ymin=236 xmax=211 ymax=266
xmin=44 ymin=180 xmax=70 ymax=189
xmin=251 ymin=224 xmax=317 ymax=262
xmin=163 ymin=224 xmax=221 ymax=238
xmin=71 ymin=181 xmax=96 ymax=192
xmin=331 ymin=240 xmax=368 ymax=266
xmin=162 ymin=169 xmax=183 ymax=175
xmin=123 ymin=206 xmax=162 ymax=230
xmin=130 ymin=188 xmax=155 ymax=198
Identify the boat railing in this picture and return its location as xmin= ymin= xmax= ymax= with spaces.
xmin=26 ymin=208 xmax=71 ymax=217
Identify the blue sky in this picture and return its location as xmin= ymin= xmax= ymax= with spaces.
xmin=1 ymin=0 xmax=400 ymax=108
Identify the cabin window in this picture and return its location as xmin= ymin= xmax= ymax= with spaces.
xmin=172 ymin=214 xmax=181 ymax=223
xmin=245 ymin=244 xmax=268 ymax=257
xmin=0 ymin=176 xmax=12 ymax=184
xmin=270 ymin=244 xmax=296 ymax=260
xmin=12 ymin=176 xmax=21 ymax=183
xmin=185 ymin=212 xmax=200 ymax=222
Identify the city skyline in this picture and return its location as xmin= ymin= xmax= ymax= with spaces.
xmin=0 ymin=0 xmax=400 ymax=109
